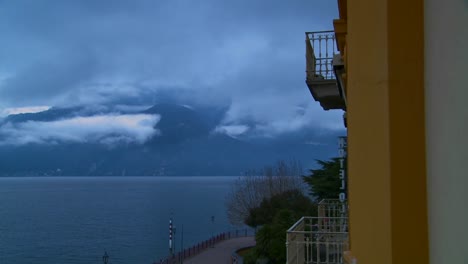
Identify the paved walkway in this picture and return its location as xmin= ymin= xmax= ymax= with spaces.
xmin=183 ymin=236 xmax=255 ymax=264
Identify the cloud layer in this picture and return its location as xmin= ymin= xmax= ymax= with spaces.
xmin=0 ymin=114 xmax=160 ymax=145
xmin=0 ymin=0 xmax=344 ymax=135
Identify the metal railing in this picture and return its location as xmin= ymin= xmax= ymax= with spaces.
xmin=154 ymin=229 xmax=255 ymax=264
xmin=287 ymin=199 xmax=348 ymax=264
xmin=306 ymin=31 xmax=338 ymax=81
xmin=287 ymin=217 xmax=348 ymax=264
xmin=318 ymin=199 xmax=348 ymax=219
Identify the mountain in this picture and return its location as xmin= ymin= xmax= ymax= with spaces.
xmin=0 ymin=104 xmax=340 ymax=176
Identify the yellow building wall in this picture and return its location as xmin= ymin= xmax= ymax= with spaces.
xmin=346 ymin=0 xmax=428 ymax=263
xmin=346 ymin=0 xmax=392 ymax=262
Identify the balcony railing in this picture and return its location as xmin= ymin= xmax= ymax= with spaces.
xmin=286 ymin=200 xmax=348 ymax=264
xmin=286 ymin=217 xmax=348 ymax=264
xmin=305 ymin=31 xmax=346 ymax=111
xmin=306 ymin=31 xmax=337 ymax=81
xmin=318 ymin=199 xmax=348 ymax=219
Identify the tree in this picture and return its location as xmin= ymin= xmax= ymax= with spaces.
xmin=244 ymin=190 xmax=317 ymax=264
xmin=302 ymin=158 xmax=343 ymax=201
xmin=245 ymin=189 xmax=316 ymax=228
xmin=225 ymin=160 xmax=306 ymax=226
xmin=237 ymin=158 xmax=345 ymax=264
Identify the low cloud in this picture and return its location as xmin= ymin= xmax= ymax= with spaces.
xmin=0 ymin=114 xmax=160 ymax=145
xmin=1 ymin=106 xmax=51 ymax=116
xmin=113 ymin=104 xmax=153 ymax=113
xmin=305 ymin=141 xmax=328 ymax=146
xmin=214 ymin=125 xmax=250 ymax=138
xmin=219 ymin=100 xmax=345 ymax=137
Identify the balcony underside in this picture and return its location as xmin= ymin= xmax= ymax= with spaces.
xmin=306 ymin=79 xmax=346 ymax=110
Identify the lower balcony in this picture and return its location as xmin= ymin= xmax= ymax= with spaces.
xmin=286 ymin=216 xmax=348 ymax=264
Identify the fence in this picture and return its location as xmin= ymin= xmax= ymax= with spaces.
xmin=154 ymin=229 xmax=254 ymax=264
xmin=286 ymin=217 xmax=348 ymax=264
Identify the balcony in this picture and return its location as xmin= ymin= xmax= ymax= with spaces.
xmin=286 ymin=200 xmax=348 ymax=264
xmin=305 ymin=31 xmax=346 ymax=111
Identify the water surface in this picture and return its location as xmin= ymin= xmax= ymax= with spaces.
xmin=0 ymin=176 xmax=238 ymax=264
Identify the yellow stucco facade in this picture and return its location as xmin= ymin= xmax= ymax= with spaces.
xmin=340 ymin=0 xmax=429 ymax=263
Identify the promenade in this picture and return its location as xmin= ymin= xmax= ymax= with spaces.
xmin=183 ymin=236 xmax=255 ymax=264
xmin=156 ymin=230 xmax=256 ymax=264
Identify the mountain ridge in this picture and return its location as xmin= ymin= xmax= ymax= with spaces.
xmin=0 ymin=103 xmax=340 ymax=176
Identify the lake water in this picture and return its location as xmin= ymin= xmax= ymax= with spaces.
xmin=0 ymin=176 xmax=241 ymax=264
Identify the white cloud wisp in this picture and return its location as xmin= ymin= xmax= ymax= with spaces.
xmin=1 ymin=106 xmax=51 ymax=117
xmin=0 ymin=114 xmax=160 ymax=145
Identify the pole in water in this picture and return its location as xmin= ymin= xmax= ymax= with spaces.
xmin=102 ymin=251 xmax=109 ymax=264
xmin=180 ymin=224 xmax=184 ymax=264
xmin=173 ymin=224 xmax=177 ymax=253
xmin=169 ymin=218 xmax=173 ymax=256
xmin=210 ymin=216 xmax=215 ymax=248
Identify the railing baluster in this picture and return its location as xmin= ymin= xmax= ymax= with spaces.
xmin=318 ymin=35 xmax=322 ymax=77
xmin=327 ymin=33 xmax=330 ymax=78
xmin=305 ymin=30 xmax=338 ymax=81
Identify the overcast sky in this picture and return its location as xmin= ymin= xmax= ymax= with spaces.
xmin=0 ymin=0 xmax=344 ymax=141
